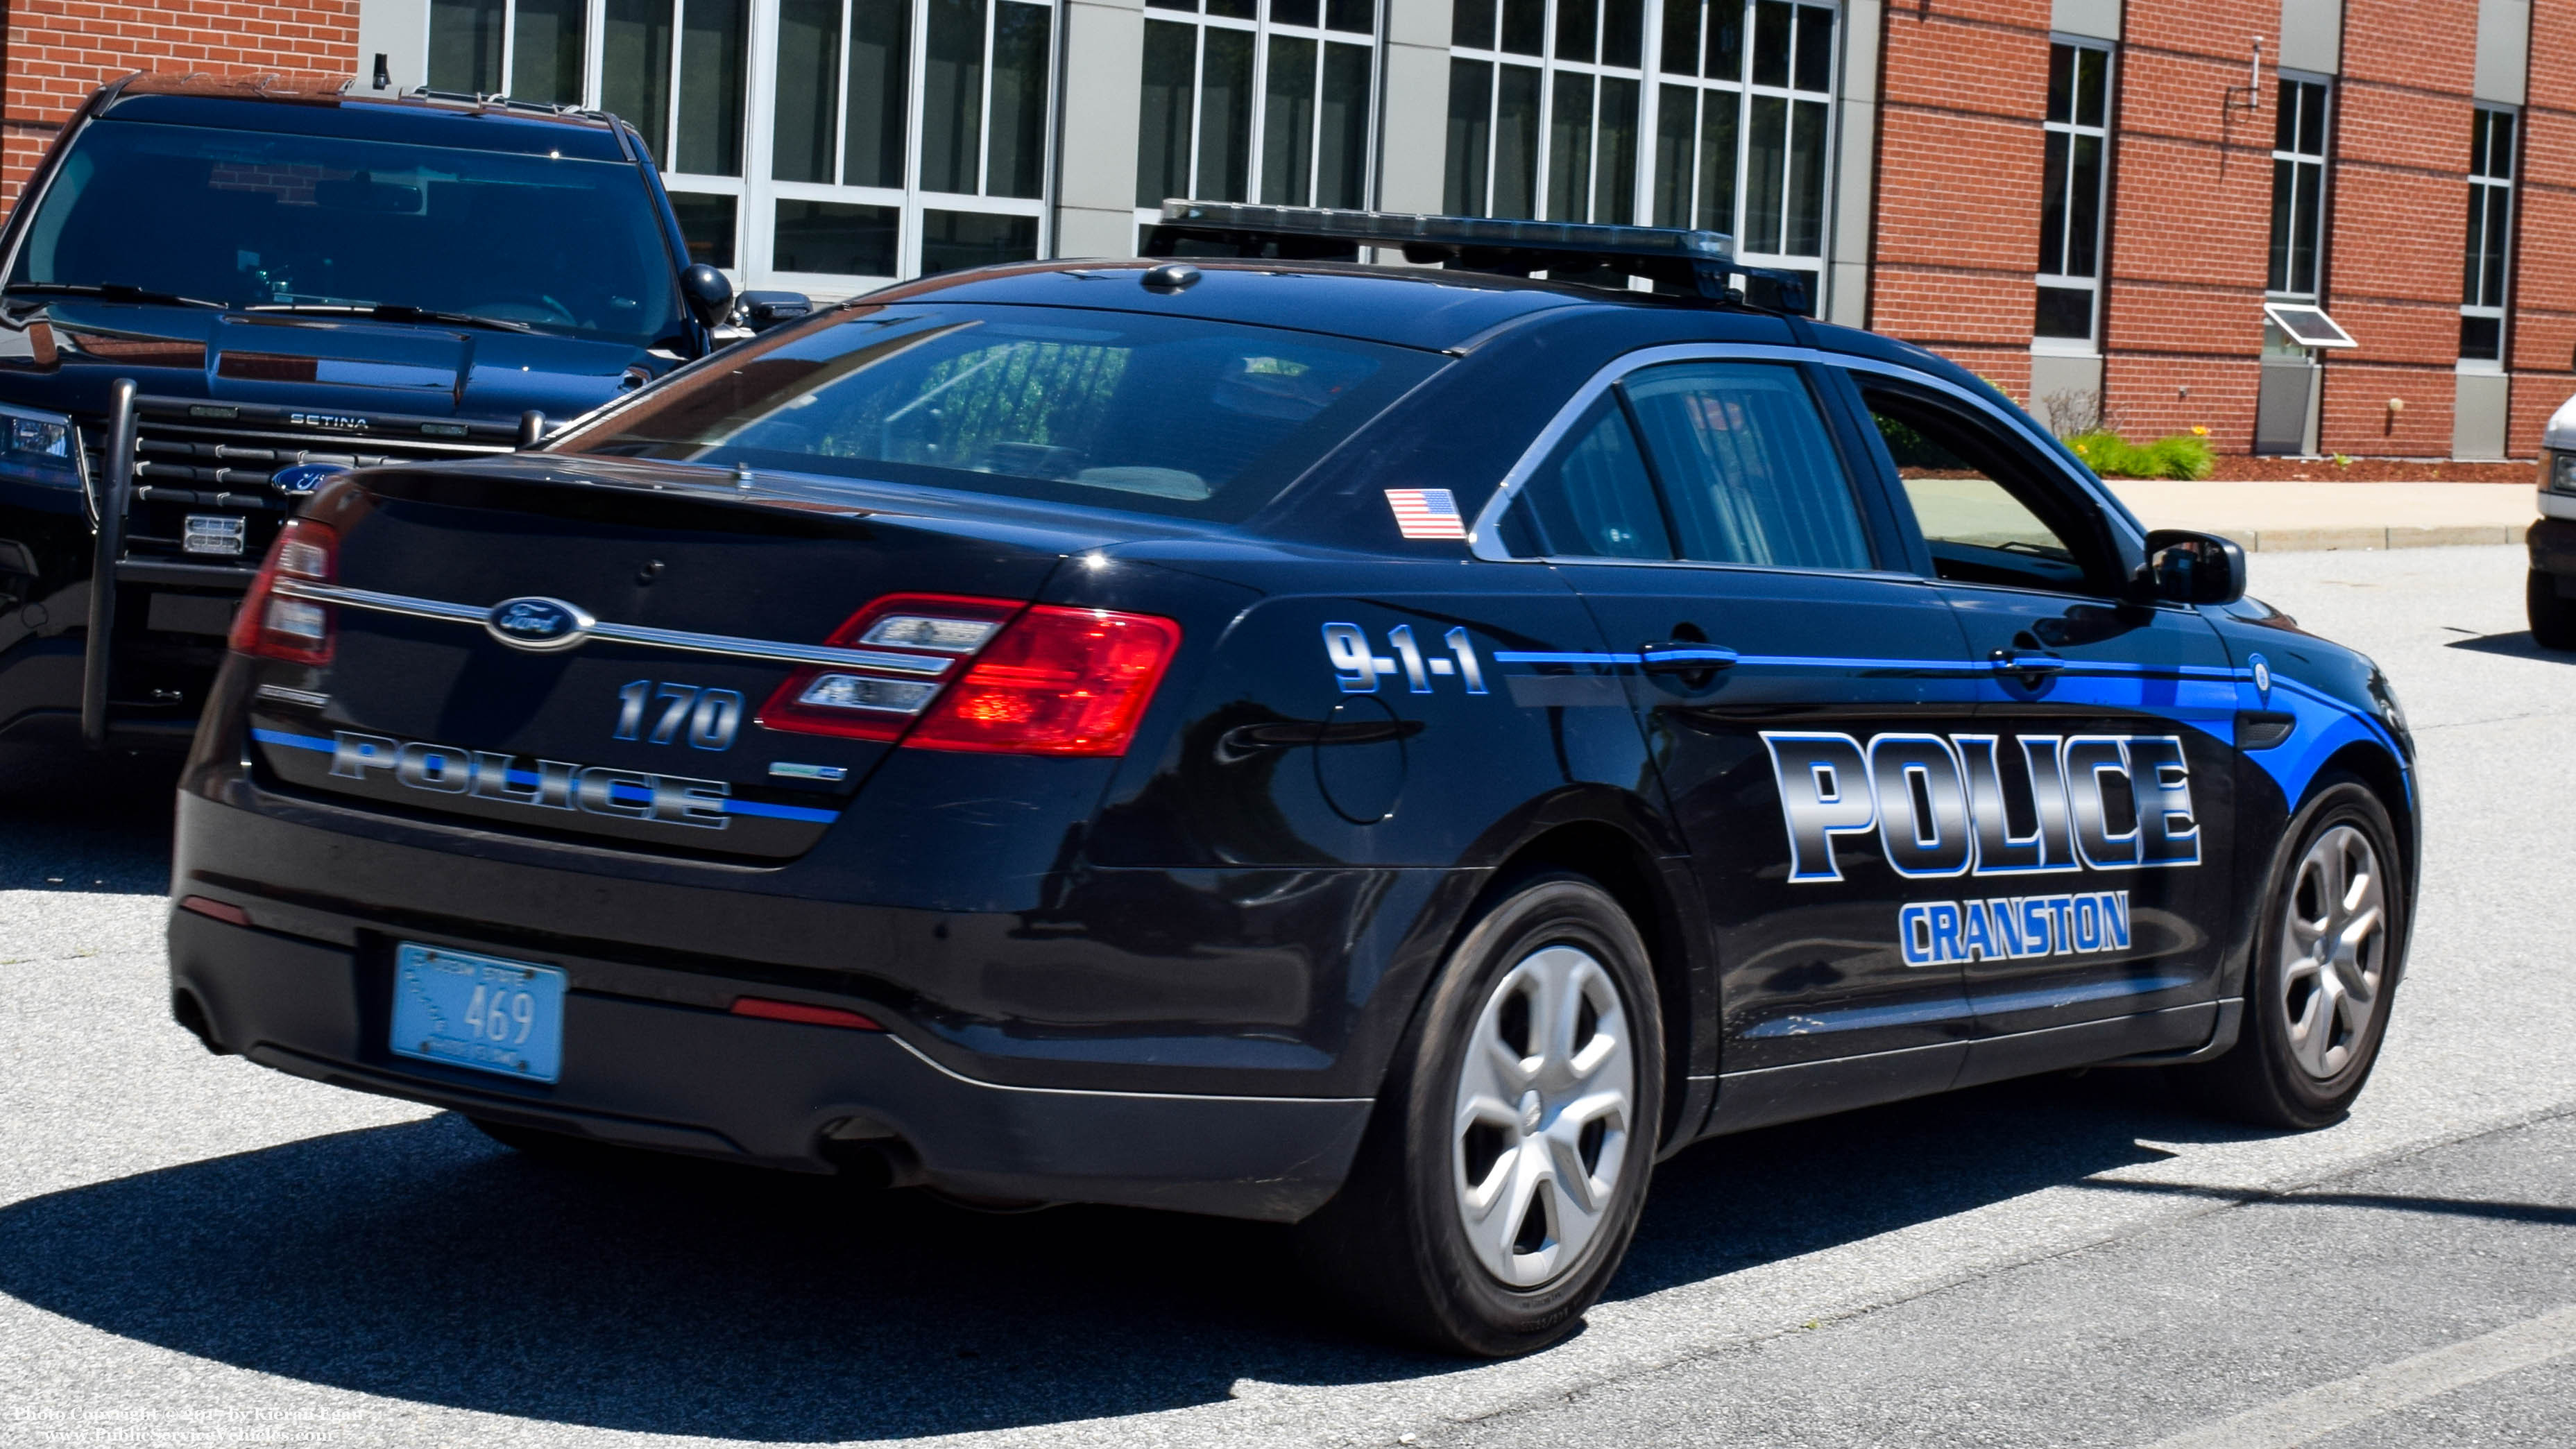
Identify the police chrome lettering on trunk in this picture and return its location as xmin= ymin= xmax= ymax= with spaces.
xmin=1763 ymin=730 xmax=2198 ymax=883
xmin=328 ymin=729 xmax=729 ymax=828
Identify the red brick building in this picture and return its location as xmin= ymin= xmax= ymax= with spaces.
xmin=0 ymin=0 xmax=2552 ymax=458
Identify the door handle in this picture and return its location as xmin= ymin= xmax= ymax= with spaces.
xmin=1990 ymin=647 xmax=2067 ymax=676
xmin=1639 ymin=642 xmax=1741 ymax=674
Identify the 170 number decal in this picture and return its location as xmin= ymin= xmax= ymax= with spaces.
xmin=613 ymin=680 xmax=743 ymax=751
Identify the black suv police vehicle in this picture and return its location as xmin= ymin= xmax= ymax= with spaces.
xmin=168 ymin=204 xmax=2418 ymax=1356
xmin=0 ymin=74 xmax=774 ymax=753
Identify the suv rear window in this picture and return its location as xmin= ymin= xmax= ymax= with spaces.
xmin=552 ymin=305 xmax=1442 ymax=522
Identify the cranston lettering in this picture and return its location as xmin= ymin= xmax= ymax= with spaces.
xmin=1900 ymin=891 xmax=2132 ymax=968
xmin=1762 ymin=730 xmax=2201 ymax=884
xmin=327 ymin=730 xmax=729 ymax=829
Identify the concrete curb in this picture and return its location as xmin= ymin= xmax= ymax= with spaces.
xmin=2237 ymin=524 xmax=2530 ymax=553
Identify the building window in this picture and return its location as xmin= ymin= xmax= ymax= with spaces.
xmin=1137 ymin=0 xmax=1378 ymax=214
xmin=1447 ymin=0 xmax=1645 ymax=224
xmin=2268 ymin=76 xmax=2329 ymax=298
xmin=2462 ymin=106 xmax=2515 ymax=365
xmin=1444 ymin=3 xmax=1834 ymax=289
xmin=2034 ymin=41 xmax=2109 ymax=344
xmin=429 ymin=0 xmax=588 ymax=105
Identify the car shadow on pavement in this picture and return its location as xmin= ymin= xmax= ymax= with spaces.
xmin=0 ymin=1069 xmax=2272 ymax=1440
xmin=2443 ymin=631 xmax=2576 ymax=663
xmin=0 ymin=746 xmax=178 ymax=894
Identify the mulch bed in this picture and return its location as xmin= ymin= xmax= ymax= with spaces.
xmin=2180 ymin=457 xmax=2536 ymax=483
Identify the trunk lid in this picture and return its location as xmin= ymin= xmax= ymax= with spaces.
xmin=243 ymin=456 xmax=1130 ymax=859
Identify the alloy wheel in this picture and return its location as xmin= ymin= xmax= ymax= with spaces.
xmin=2278 ymin=823 xmax=2388 ymax=1081
xmin=1450 ymin=943 xmax=1637 ymax=1288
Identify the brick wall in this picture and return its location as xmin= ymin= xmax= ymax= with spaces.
xmin=1863 ymin=0 xmax=2552 ymax=459
xmin=2099 ymin=6 xmax=2280 ymax=449
xmin=2321 ymin=0 xmax=2479 ymax=458
xmin=2514 ymin=0 xmax=2576 ymax=453
xmin=1868 ymin=0 xmax=2053 ymax=405
xmin=1 ymin=3 xmax=359 ymax=209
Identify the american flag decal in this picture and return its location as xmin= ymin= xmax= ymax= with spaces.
xmin=1383 ymin=488 xmax=1467 ymax=540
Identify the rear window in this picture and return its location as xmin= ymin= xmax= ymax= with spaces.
xmin=550 ymin=305 xmax=1442 ymax=521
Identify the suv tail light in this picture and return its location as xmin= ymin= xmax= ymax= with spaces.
xmin=906 ymin=606 xmax=1181 ymax=757
xmin=757 ymin=594 xmax=1024 ymax=741
xmin=229 ymin=518 xmax=339 ymax=665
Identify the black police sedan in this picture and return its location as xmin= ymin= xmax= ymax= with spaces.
xmin=168 ymin=205 xmax=2418 ymax=1357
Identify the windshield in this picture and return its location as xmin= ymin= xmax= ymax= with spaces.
xmin=552 ymin=305 xmax=1443 ymax=522
xmin=12 ymin=118 xmax=686 ymax=348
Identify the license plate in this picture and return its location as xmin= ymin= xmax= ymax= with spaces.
xmin=390 ymin=943 xmax=566 ymax=1083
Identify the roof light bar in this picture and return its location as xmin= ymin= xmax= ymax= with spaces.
xmin=1147 ymin=200 xmax=1812 ymax=314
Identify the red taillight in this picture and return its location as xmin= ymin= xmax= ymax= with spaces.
xmin=178 ymin=895 xmax=250 ymax=927
xmin=730 ymin=997 xmax=883 ymax=1031
xmin=756 ymin=594 xmax=1024 ymax=741
xmin=228 ymin=518 xmax=339 ymax=665
xmin=905 ymin=606 xmax=1182 ymax=757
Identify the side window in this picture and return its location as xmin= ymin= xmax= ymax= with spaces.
xmin=1857 ymin=382 xmax=2107 ymax=595
xmin=1621 ymin=363 xmax=1874 ymax=572
xmin=1500 ymin=395 xmax=1673 ymax=560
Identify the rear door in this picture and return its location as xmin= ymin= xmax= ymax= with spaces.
xmin=1490 ymin=353 xmax=1986 ymax=1124
xmin=1834 ymin=369 xmax=2240 ymax=1076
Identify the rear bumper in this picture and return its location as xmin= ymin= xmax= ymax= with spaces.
xmin=169 ymin=906 xmax=1374 ymax=1221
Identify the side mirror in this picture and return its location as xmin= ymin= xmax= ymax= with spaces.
xmin=2140 ymin=529 xmax=2248 ymax=607
xmin=680 ymin=264 xmax=735 ymax=329
xmin=738 ymin=290 xmax=813 ymax=332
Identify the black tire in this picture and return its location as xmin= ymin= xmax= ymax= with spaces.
xmin=1294 ymin=873 xmax=1665 ymax=1357
xmin=2170 ymin=776 xmax=2407 ymax=1129
xmin=2529 ymin=570 xmax=2576 ymax=651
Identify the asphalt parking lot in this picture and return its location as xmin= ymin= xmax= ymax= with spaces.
xmin=1 ymin=542 xmax=2570 ymax=1449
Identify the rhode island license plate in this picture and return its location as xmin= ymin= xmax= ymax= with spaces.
xmin=390 ymin=943 xmax=566 ymax=1083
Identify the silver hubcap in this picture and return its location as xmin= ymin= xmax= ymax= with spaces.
xmin=1451 ymin=943 xmax=1636 ymax=1288
xmin=2279 ymin=823 xmax=2388 ymax=1081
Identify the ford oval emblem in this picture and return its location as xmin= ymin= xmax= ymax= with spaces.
xmin=484 ymin=596 xmax=595 ymax=652
xmin=271 ymin=462 xmax=350 ymax=496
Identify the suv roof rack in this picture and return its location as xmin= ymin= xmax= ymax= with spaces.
xmin=399 ymin=87 xmax=616 ymax=124
xmin=1141 ymin=200 xmax=1813 ymax=314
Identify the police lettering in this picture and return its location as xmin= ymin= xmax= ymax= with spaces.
xmin=329 ymin=730 xmax=728 ymax=829
xmin=1762 ymin=730 xmax=2199 ymax=884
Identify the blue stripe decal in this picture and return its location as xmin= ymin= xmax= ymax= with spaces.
xmin=1492 ymin=649 xmax=2254 ymax=680
xmin=722 ymin=798 xmax=842 ymax=823
xmin=251 ymin=728 xmax=334 ymax=753
xmin=1965 ymin=973 xmax=2199 ymax=1018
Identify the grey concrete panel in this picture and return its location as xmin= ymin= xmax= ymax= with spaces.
xmin=2278 ymin=0 xmax=2344 ymax=76
xmin=2257 ymin=360 xmax=2318 ymax=454
xmin=2051 ymin=0 xmax=2122 ymax=42
xmin=356 ymin=0 xmax=428 ymax=93
xmin=1055 ymin=0 xmax=1149 ymax=259
xmin=2028 ymin=352 xmax=2106 ymax=432
xmin=1826 ymin=0 xmax=1884 ymax=327
xmin=2455 ymin=371 xmax=2511 ymax=460
xmin=1378 ymin=0 xmax=1457 ymax=214
xmin=2477 ymin=0 xmax=2532 ymax=105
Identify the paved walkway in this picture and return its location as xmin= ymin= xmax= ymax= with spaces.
xmin=2106 ymin=478 xmax=2538 ymax=552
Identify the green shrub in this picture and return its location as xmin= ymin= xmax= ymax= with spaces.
xmin=2065 ymin=428 xmax=2216 ymax=481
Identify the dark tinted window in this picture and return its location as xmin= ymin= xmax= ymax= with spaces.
xmin=555 ymin=305 xmax=1441 ymax=522
xmin=16 ymin=118 xmax=687 ymax=348
xmin=1622 ymin=361 xmax=1870 ymax=569
xmin=1503 ymin=394 xmax=1670 ymax=558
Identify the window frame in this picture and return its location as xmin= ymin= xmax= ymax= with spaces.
xmin=1131 ymin=0 xmax=1384 ymax=237
xmin=1443 ymin=1 xmax=1841 ymax=293
xmin=2267 ymin=71 xmax=2334 ymax=302
xmin=1477 ymin=345 xmax=1910 ymax=576
xmin=2462 ymin=103 xmax=2516 ymax=372
xmin=2033 ymin=36 xmax=2113 ymax=353
xmin=425 ymin=0 xmax=1057 ymax=293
